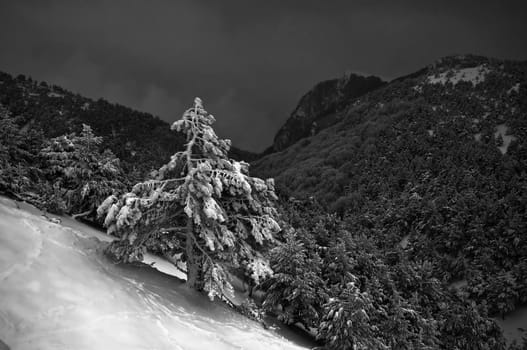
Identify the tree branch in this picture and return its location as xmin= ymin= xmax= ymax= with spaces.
xmin=72 ymin=209 xmax=92 ymax=220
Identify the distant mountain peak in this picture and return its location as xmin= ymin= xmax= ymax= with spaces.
xmin=269 ymin=72 xmax=385 ymax=153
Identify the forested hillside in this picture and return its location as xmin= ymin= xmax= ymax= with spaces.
xmin=0 ymin=71 xmax=252 ymax=219
xmin=1 ymin=55 xmax=526 ymax=349
xmin=268 ymin=73 xmax=385 ymax=154
xmin=253 ymin=55 xmax=527 ymax=324
xmin=0 ymin=72 xmax=186 ymax=176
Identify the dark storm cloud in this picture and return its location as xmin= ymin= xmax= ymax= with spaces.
xmin=1 ymin=1 xmax=526 ymax=151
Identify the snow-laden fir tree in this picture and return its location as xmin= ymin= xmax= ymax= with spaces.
xmin=318 ymin=279 xmax=383 ymax=350
xmin=263 ymin=231 xmax=327 ymax=328
xmin=98 ymin=98 xmax=279 ymax=298
xmin=0 ymin=105 xmax=33 ymax=194
xmin=41 ymin=124 xmax=125 ymax=217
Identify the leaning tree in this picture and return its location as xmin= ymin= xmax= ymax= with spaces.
xmin=98 ymin=98 xmax=280 ymax=299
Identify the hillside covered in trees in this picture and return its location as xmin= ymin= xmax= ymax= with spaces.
xmin=0 ymin=71 xmax=186 ymax=177
xmin=1 ymin=55 xmax=527 ymax=349
xmin=0 ymin=72 xmax=255 ymax=178
xmin=267 ymin=73 xmax=385 ymax=154
xmin=253 ymin=54 xmax=527 ymax=343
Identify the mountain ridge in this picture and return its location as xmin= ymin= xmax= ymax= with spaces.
xmin=266 ymin=72 xmax=385 ymax=154
xmin=254 ymin=54 xmax=527 ymax=197
xmin=0 ymin=71 xmax=255 ymax=175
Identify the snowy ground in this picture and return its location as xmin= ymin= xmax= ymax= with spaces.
xmin=496 ymin=307 xmax=527 ymax=345
xmin=494 ymin=124 xmax=517 ymax=155
xmin=0 ymin=197 xmax=310 ymax=350
xmin=427 ymin=65 xmax=490 ymax=86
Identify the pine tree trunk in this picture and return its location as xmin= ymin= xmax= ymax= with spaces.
xmin=185 ymin=218 xmax=205 ymax=291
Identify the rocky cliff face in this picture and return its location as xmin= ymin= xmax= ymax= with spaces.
xmin=270 ymin=73 xmax=385 ymax=152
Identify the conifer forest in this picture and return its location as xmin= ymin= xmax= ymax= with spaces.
xmin=1 ymin=2 xmax=526 ymax=350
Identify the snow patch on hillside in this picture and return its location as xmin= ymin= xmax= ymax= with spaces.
xmin=47 ymin=92 xmax=64 ymax=98
xmin=495 ymin=306 xmax=527 ymax=345
xmin=494 ymin=124 xmax=517 ymax=155
xmin=399 ymin=234 xmax=410 ymax=248
xmin=507 ymin=83 xmax=520 ymax=95
xmin=427 ymin=65 xmax=490 ymax=86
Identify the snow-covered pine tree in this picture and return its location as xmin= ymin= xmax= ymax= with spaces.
xmin=263 ymin=231 xmax=327 ymax=328
xmin=318 ymin=279 xmax=382 ymax=350
xmin=0 ymin=105 xmax=32 ymax=194
xmin=41 ymin=124 xmax=125 ymax=217
xmin=98 ymin=98 xmax=279 ymax=299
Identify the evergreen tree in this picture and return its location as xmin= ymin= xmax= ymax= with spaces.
xmin=318 ymin=278 xmax=384 ymax=350
xmin=41 ymin=124 xmax=125 ymax=216
xmin=98 ymin=98 xmax=280 ymax=298
xmin=262 ymin=230 xmax=327 ymax=328
xmin=0 ymin=105 xmax=24 ymax=193
xmin=0 ymin=105 xmax=39 ymax=195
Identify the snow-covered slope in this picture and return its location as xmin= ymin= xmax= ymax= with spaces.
xmin=0 ymin=197 xmax=309 ymax=350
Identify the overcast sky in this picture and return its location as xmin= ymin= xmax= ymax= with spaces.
xmin=1 ymin=1 xmax=526 ymax=151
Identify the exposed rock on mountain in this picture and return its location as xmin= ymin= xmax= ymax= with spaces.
xmin=270 ymin=73 xmax=385 ymax=153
